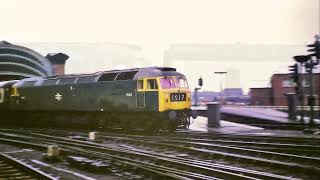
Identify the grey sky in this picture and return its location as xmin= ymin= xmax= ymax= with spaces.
xmin=1 ymin=0 xmax=319 ymax=92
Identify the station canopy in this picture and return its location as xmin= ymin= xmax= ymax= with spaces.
xmin=0 ymin=41 xmax=53 ymax=81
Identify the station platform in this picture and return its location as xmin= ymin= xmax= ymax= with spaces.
xmin=189 ymin=116 xmax=263 ymax=133
xmin=188 ymin=116 xmax=319 ymax=137
xmin=192 ymin=106 xmax=320 ymax=126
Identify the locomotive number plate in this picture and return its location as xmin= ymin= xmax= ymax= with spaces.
xmin=170 ymin=93 xmax=186 ymax=102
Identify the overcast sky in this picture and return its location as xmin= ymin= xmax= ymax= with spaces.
xmin=1 ymin=0 xmax=319 ymax=92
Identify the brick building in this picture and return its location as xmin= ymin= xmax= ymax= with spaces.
xmin=250 ymin=73 xmax=320 ymax=106
xmin=250 ymin=88 xmax=272 ymax=105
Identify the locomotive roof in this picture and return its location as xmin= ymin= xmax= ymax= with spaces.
xmin=13 ymin=67 xmax=186 ymax=87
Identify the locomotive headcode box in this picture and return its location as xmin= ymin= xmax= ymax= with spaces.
xmin=170 ymin=93 xmax=186 ymax=102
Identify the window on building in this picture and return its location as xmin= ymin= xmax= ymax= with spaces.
xmin=282 ymin=80 xmax=295 ymax=87
xmin=137 ymin=80 xmax=144 ymax=90
xmin=302 ymin=80 xmax=310 ymax=87
xmin=147 ymin=79 xmax=158 ymax=90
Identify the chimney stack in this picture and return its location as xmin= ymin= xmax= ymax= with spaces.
xmin=46 ymin=53 xmax=69 ymax=75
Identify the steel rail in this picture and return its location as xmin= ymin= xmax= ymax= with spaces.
xmin=0 ymin=130 xmax=296 ymax=179
xmin=0 ymin=151 xmax=57 ymax=179
xmin=0 ymin=136 xmax=197 ymax=180
xmin=1 ymin=128 xmax=318 ymax=178
xmin=0 ymin=133 xmax=251 ymax=180
xmin=25 ymin=133 xmax=264 ymax=179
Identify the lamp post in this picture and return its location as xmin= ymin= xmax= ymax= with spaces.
xmin=214 ymin=71 xmax=227 ymax=104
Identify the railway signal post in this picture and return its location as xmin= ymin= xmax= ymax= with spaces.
xmin=286 ymin=93 xmax=297 ymax=120
xmin=194 ymin=77 xmax=203 ymax=106
xmin=305 ymin=35 xmax=320 ymax=126
xmin=287 ymin=64 xmax=299 ymax=120
xmin=293 ymin=55 xmax=310 ymax=122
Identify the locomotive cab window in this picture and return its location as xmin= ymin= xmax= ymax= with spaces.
xmin=147 ymin=79 xmax=158 ymax=90
xmin=11 ymin=87 xmax=19 ymax=96
xmin=176 ymin=77 xmax=189 ymax=88
xmin=160 ymin=77 xmax=177 ymax=89
xmin=137 ymin=80 xmax=144 ymax=90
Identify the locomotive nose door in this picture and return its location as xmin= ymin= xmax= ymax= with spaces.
xmin=136 ymin=79 xmax=145 ymax=108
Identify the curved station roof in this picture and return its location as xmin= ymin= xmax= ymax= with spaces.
xmin=0 ymin=41 xmax=53 ymax=81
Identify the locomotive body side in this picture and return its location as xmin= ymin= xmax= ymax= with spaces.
xmin=3 ymin=67 xmax=195 ymax=131
xmin=11 ymin=80 xmax=138 ymax=112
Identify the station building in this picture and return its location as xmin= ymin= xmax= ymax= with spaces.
xmin=0 ymin=41 xmax=68 ymax=81
xmin=250 ymin=73 xmax=320 ymax=106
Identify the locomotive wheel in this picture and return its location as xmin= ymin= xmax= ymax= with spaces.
xmin=186 ymin=117 xmax=190 ymax=130
xmin=182 ymin=113 xmax=190 ymax=130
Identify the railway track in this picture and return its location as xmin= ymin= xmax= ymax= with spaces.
xmin=80 ymin=130 xmax=320 ymax=158
xmin=115 ymin=133 xmax=320 ymax=154
xmin=0 ymin=151 xmax=56 ymax=179
xmin=61 ymin=129 xmax=320 ymax=179
xmin=0 ymin=128 xmax=306 ymax=179
xmin=95 ymin=132 xmax=320 ymax=176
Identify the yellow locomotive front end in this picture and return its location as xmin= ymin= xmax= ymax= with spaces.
xmin=158 ymin=76 xmax=191 ymax=112
xmin=157 ymin=76 xmax=195 ymax=130
xmin=135 ymin=67 xmax=196 ymax=131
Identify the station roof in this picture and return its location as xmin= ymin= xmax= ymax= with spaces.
xmin=0 ymin=41 xmax=53 ymax=81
